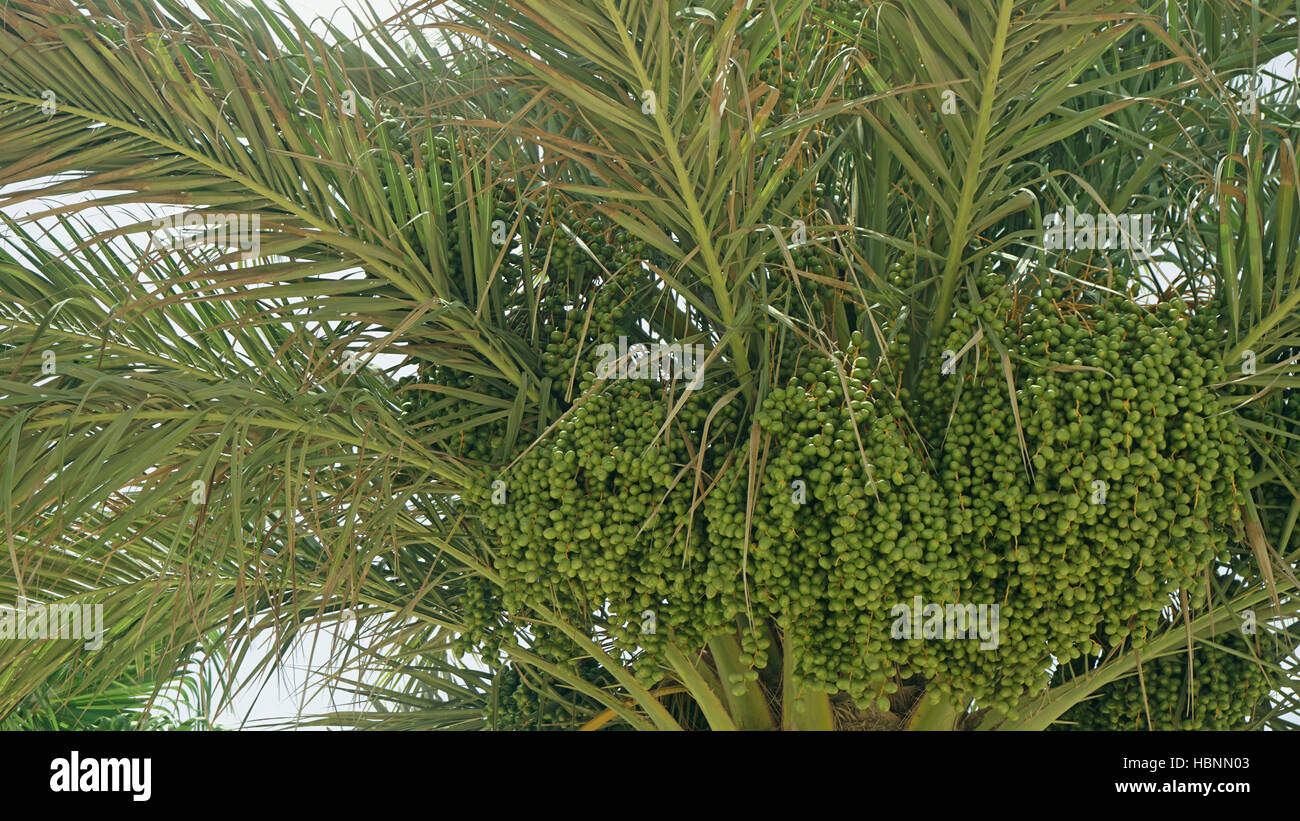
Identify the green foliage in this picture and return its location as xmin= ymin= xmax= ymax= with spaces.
xmin=1 ymin=652 xmax=220 ymax=731
xmin=0 ymin=0 xmax=1298 ymax=731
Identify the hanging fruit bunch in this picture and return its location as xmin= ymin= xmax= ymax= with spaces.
xmin=704 ymin=334 xmax=960 ymax=708
xmin=477 ymin=370 xmax=742 ymax=686
xmin=484 ymin=657 xmax=622 ymax=731
xmin=906 ymin=273 xmax=1253 ymax=714
xmin=1055 ymin=632 xmax=1272 ymax=730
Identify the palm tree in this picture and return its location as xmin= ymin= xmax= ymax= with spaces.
xmin=1 ymin=641 xmax=224 ymax=730
xmin=1 ymin=0 xmax=1297 ymax=730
